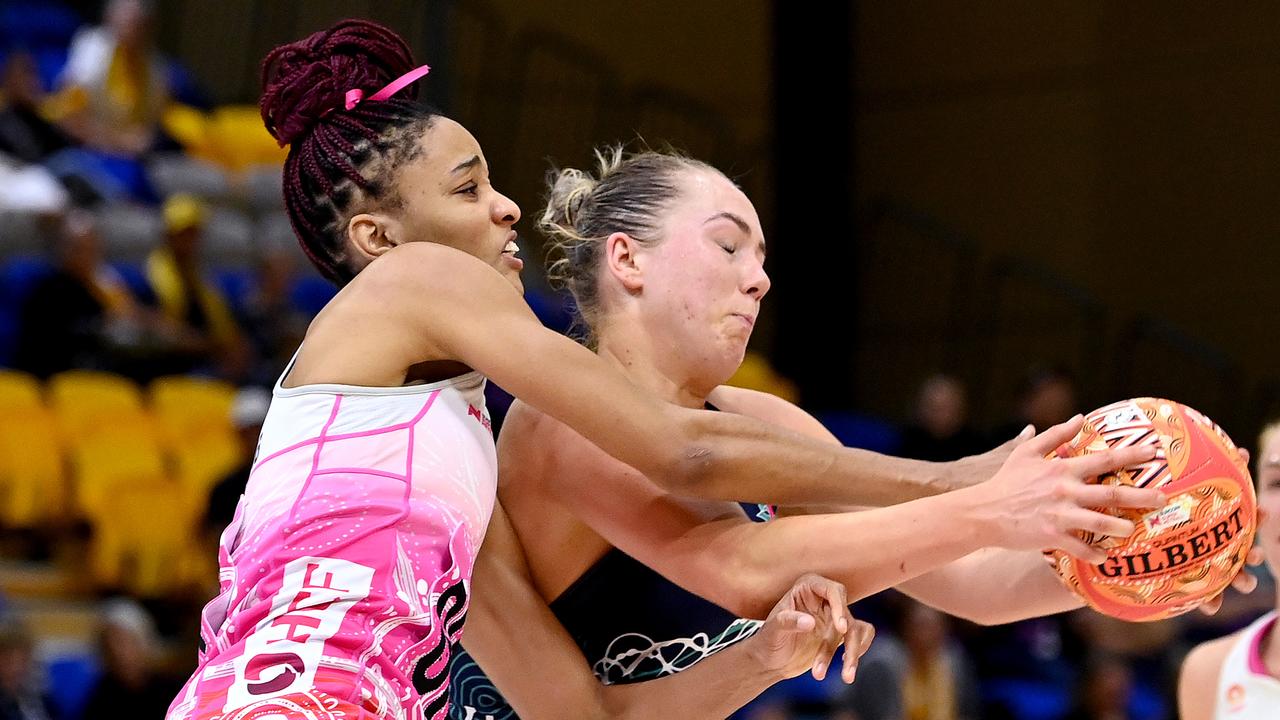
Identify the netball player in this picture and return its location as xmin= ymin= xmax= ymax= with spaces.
xmin=1178 ymin=423 xmax=1278 ymax=720
xmin=451 ymin=147 xmax=1233 ymax=718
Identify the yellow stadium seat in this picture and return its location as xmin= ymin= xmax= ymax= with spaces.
xmin=0 ymin=370 xmax=42 ymax=414
xmin=160 ymin=103 xmax=212 ymax=159
xmin=48 ymin=371 xmax=144 ymax=446
xmin=727 ymin=352 xmax=800 ymax=403
xmin=0 ymin=407 xmax=65 ymax=527
xmin=150 ymin=375 xmax=236 ymax=448
xmin=70 ymin=428 xmax=166 ymax=519
xmin=171 ymin=431 xmax=241 ymax=519
xmin=89 ymin=480 xmax=193 ymax=597
xmin=208 ymin=106 xmax=288 ymax=171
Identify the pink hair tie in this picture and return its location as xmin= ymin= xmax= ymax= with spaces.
xmin=343 ymin=64 xmax=432 ymax=111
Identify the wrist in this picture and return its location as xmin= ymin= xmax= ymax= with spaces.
xmin=945 ymin=484 xmax=1000 ymax=550
xmin=741 ymin=631 xmax=791 ymax=684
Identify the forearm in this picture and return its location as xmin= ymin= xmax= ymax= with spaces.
xmin=700 ymin=488 xmax=993 ymax=617
xmin=598 ymin=637 xmax=782 ymax=719
xmin=674 ymin=409 xmax=953 ymax=506
xmin=467 ymin=502 xmax=785 ymax=720
xmin=894 ymin=547 xmax=1083 ymax=625
xmin=466 ymin=564 xmax=784 ymax=720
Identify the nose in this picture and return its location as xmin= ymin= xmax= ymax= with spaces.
xmin=493 ymin=189 xmax=521 ymax=226
xmin=744 ymin=259 xmax=770 ymax=300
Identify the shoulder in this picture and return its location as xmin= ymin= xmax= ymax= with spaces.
xmin=500 ymin=398 xmax=591 ymax=460
xmin=348 ymin=242 xmax=505 ymax=300
xmin=332 ymin=243 xmax=528 ymax=337
xmin=498 ymin=397 xmax=635 ymax=487
xmin=1179 ymin=632 xmax=1239 ymax=720
xmin=709 ymin=385 xmax=838 ymax=444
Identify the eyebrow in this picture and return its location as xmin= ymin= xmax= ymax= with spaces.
xmin=704 ymin=212 xmax=766 ymax=254
xmin=451 ymin=155 xmax=482 ymax=175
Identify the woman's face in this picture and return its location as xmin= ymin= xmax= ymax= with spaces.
xmin=1256 ymin=433 xmax=1280 ymax=575
xmin=381 ymin=117 xmax=524 ymax=291
xmin=627 ymin=169 xmax=770 ymax=380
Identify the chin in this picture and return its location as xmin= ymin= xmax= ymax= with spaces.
xmin=504 ymin=272 xmax=524 ymax=293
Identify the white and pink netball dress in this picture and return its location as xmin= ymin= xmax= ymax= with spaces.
xmin=167 ymin=365 xmax=497 ymax=720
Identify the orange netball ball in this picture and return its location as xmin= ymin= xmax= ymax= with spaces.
xmin=1045 ymin=398 xmax=1256 ymax=622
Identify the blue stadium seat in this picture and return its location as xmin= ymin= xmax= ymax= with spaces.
xmin=45 ymin=651 xmax=101 ymax=720
xmin=109 ymin=262 xmax=151 ymax=303
xmin=0 ymin=2 xmax=81 ymax=51
xmin=523 ymin=286 xmax=575 ymax=334
xmin=290 ymin=275 xmax=337 ymax=317
xmin=0 ymin=257 xmax=52 ymax=366
xmin=213 ymin=267 xmax=253 ymax=313
xmin=31 ymin=45 xmax=68 ymax=92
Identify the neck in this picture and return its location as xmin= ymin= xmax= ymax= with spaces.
xmin=596 ymin=321 xmax=713 ymax=409
xmin=1265 ymin=594 xmax=1280 ymax=678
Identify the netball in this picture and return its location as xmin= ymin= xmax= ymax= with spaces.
xmin=1046 ymin=398 xmax=1257 ymax=622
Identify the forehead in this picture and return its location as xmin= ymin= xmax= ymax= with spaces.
xmin=414 ymin=118 xmax=485 ymax=178
xmin=669 ymin=170 xmax=763 ymax=233
xmin=1258 ymin=433 xmax=1280 ymax=474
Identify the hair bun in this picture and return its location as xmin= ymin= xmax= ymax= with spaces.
xmin=260 ymin=19 xmax=417 ymax=147
xmin=541 ymin=168 xmax=598 ymax=231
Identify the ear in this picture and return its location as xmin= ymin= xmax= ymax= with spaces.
xmin=604 ymin=231 xmax=646 ymax=292
xmin=346 ymin=212 xmax=402 ymax=262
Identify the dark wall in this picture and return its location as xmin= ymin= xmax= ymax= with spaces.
xmin=851 ymin=2 xmax=1280 ymax=433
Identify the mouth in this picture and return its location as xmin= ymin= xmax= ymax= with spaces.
xmin=501 ymin=232 xmax=523 ymax=271
xmin=502 ymin=231 xmax=519 ymax=256
xmin=731 ymin=313 xmax=756 ymax=329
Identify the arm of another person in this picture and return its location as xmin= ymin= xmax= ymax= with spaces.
xmin=1177 ymin=635 xmax=1234 ymax=720
xmin=721 ymin=388 xmax=1086 ymax=623
xmin=497 ymin=395 xmax=1152 ymax=621
xmin=462 ymin=503 xmax=872 ymax=720
xmin=337 ymin=243 xmax=1149 ymax=509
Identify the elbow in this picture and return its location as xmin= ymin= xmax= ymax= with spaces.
xmin=717 ymin=553 xmax=785 ymax=620
xmin=650 ymin=412 xmax=719 ymax=494
xmin=957 ymin=610 xmax=1001 ymax=627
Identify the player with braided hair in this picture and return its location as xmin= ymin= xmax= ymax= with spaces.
xmin=168 ymin=19 xmax=1161 ymax=720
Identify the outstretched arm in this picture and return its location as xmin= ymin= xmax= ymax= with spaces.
xmin=462 ymin=503 xmax=872 ymax=720
xmin=335 ymin=243 xmax=979 ymax=505
xmin=499 ymin=399 xmax=1160 ymax=620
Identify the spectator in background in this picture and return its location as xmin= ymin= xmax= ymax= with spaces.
xmin=236 ymin=247 xmax=308 ymax=387
xmin=202 ymin=386 xmax=270 ymax=540
xmin=898 ymin=374 xmax=985 ymax=462
xmin=1062 ymin=654 xmax=1147 ymax=720
xmin=145 ymin=193 xmax=248 ymax=379
xmin=81 ymin=598 xmax=179 ymax=719
xmin=13 ymin=211 xmax=138 ymax=378
xmin=54 ymin=0 xmax=168 ymax=157
xmin=0 ymin=618 xmax=55 ymax=720
xmin=0 ymin=52 xmax=72 ymax=165
xmin=1016 ymin=365 xmax=1078 ymax=433
xmin=0 ymin=54 xmax=75 ymax=212
xmin=840 ymin=597 xmax=980 ymax=720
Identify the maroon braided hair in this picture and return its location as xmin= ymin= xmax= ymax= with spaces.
xmin=260 ymin=19 xmax=441 ymax=285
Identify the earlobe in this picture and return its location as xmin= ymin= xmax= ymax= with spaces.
xmin=605 ymin=231 xmax=644 ymax=292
